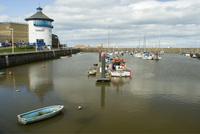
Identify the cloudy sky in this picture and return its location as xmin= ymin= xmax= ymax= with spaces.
xmin=1 ymin=0 xmax=200 ymax=47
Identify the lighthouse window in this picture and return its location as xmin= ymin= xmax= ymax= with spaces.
xmin=34 ymin=20 xmax=53 ymax=28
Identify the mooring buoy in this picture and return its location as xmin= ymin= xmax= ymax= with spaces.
xmin=77 ymin=106 xmax=83 ymax=110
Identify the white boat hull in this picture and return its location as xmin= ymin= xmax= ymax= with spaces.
xmin=110 ymin=70 xmax=131 ymax=77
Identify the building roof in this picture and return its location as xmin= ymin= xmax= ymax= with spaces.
xmin=25 ymin=7 xmax=54 ymax=22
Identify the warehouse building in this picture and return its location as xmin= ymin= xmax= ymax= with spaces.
xmin=0 ymin=22 xmax=28 ymax=46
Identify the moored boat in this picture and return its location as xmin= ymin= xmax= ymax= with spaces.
xmin=134 ymin=52 xmax=143 ymax=58
xmin=17 ymin=105 xmax=64 ymax=125
xmin=185 ymin=53 xmax=191 ymax=57
xmin=110 ymin=70 xmax=131 ymax=77
xmin=60 ymin=56 xmax=68 ymax=59
xmin=0 ymin=72 xmax=5 ymax=75
xmin=143 ymin=52 xmax=153 ymax=60
xmin=152 ymin=53 xmax=162 ymax=60
xmin=109 ymin=57 xmax=132 ymax=78
xmin=88 ymin=69 xmax=97 ymax=75
xmin=88 ymin=66 xmax=97 ymax=76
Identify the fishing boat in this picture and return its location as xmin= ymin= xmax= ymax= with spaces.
xmin=17 ymin=105 xmax=64 ymax=125
xmin=109 ymin=58 xmax=132 ymax=77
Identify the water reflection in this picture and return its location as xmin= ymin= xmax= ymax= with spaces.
xmin=111 ymin=77 xmax=131 ymax=93
xmin=129 ymin=54 xmax=200 ymax=105
xmin=28 ymin=63 xmax=54 ymax=101
xmin=12 ymin=72 xmax=16 ymax=90
xmin=0 ymin=62 xmax=54 ymax=102
xmin=95 ymin=77 xmax=131 ymax=109
xmin=96 ymin=83 xmax=110 ymax=109
xmin=100 ymin=86 xmax=106 ymax=108
xmin=0 ymin=53 xmax=200 ymax=133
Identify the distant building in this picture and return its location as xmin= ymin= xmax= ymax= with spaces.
xmin=25 ymin=7 xmax=54 ymax=49
xmin=0 ymin=22 xmax=28 ymax=43
xmin=74 ymin=44 xmax=90 ymax=49
xmin=52 ymin=34 xmax=60 ymax=48
xmin=0 ymin=7 xmax=59 ymax=48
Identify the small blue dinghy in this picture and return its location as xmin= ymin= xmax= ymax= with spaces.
xmin=17 ymin=105 xmax=64 ymax=125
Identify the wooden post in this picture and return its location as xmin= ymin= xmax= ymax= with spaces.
xmin=99 ymin=51 xmax=102 ymax=62
xmin=101 ymin=53 xmax=106 ymax=78
xmin=5 ymin=55 xmax=9 ymax=67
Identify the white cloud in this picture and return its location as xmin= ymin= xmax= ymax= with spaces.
xmin=3 ymin=0 xmax=200 ymax=47
xmin=45 ymin=0 xmax=198 ymax=48
xmin=0 ymin=15 xmax=9 ymax=22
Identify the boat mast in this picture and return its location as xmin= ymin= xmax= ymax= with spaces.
xmin=143 ymin=35 xmax=146 ymax=52
xmin=158 ymin=34 xmax=161 ymax=53
xmin=107 ymin=26 xmax=110 ymax=52
xmin=139 ymin=38 xmax=141 ymax=52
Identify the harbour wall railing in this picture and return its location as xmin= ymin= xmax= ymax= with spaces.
xmin=0 ymin=48 xmax=80 ymax=69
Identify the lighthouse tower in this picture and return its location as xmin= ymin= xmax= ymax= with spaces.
xmin=25 ymin=7 xmax=54 ymax=49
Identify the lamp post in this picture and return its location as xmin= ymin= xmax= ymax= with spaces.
xmin=6 ymin=26 xmax=14 ymax=53
xmin=10 ymin=28 xmax=14 ymax=53
xmin=6 ymin=27 xmax=14 ymax=53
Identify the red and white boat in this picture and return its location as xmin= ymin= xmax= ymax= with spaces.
xmin=109 ymin=58 xmax=132 ymax=77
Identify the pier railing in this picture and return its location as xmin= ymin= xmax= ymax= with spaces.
xmin=0 ymin=48 xmax=80 ymax=69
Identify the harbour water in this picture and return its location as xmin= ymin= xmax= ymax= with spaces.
xmin=0 ymin=53 xmax=200 ymax=133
